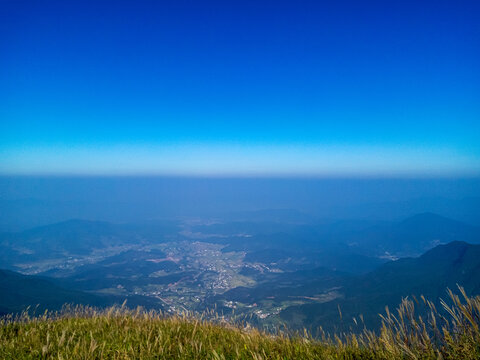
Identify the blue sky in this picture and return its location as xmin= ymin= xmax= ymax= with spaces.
xmin=1 ymin=0 xmax=479 ymax=176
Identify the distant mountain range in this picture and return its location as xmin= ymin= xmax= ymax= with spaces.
xmin=1 ymin=212 xmax=478 ymax=261
xmin=1 ymin=212 xmax=479 ymax=276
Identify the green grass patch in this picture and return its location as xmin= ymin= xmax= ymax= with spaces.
xmin=1 ymin=287 xmax=480 ymax=359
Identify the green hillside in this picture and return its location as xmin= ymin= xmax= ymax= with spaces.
xmin=1 ymin=288 xmax=480 ymax=359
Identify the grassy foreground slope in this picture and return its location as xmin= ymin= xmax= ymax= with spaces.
xmin=1 ymin=288 xmax=480 ymax=360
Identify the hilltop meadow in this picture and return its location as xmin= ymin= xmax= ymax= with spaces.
xmin=1 ymin=287 xmax=479 ymax=359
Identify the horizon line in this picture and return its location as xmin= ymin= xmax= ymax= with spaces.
xmin=1 ymin=172 xmax=479 ymax=180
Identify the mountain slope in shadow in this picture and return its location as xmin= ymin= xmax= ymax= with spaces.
xmin=280 ymin=241 xmax=480 ymax=332
xmin=0 ymin=269 xmax=162 ymax=316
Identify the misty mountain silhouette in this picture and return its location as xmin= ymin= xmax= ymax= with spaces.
xmin=345 ymin=212 xmax=480 ymax=257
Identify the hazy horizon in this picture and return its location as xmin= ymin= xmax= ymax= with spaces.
xmin=0 ymin=175 xmax=478 ymax=232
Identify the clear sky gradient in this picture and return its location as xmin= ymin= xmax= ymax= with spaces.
xmin=1 ymin=0 xmax=479 ymax=176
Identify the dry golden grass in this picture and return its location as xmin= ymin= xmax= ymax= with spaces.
xmin=1 ymin=286 xmax=479 ymax=359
